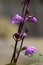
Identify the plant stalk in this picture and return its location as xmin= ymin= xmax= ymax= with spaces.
xmin=15 ymin=38 xmax=24 ymax=62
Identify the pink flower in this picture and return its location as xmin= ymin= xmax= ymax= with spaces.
xmin=26 ymin=16 xmax=38 ymax=24
xmin=11 ymin=14 xmax=24 ymax=24
xmin=25 ymin=46 xmax=37 ymax=55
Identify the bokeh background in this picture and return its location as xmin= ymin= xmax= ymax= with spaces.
xmin=0 ymin=0 xmax=43 ymax=38
xmin=0 ymin=0 xmax=43 ymax=65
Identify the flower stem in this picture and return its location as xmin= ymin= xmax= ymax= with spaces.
xmin=15 ymin=38 xmax=24 ymax=62
xmin=11 ymin=40 xmax=18 ymax=63
xmin=18 ymin=23 xmax=24 ymax=33
xmin=11 ymin=0 xmax=29 ymax=63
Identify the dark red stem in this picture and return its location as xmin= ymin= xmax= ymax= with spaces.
xmin=15 ymin=38 xmax=24 ymax=62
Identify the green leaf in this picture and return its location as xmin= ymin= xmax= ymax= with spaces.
xmin=33 ymin=53 xmax=43 ymax=62
xmin=6 ymin=63 xmax=16 ymax=65
xmin=27 ymin=53 xmax=43 ymax=62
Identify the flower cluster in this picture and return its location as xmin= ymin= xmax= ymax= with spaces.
xmin=6 ymin=0 xmax=43 ymax=65
xmin=11 ymin=14 xmax=37 ymax=25
xmin=13 ymin=32 xmax=27 ymax=41
xmin=10 ymin=0 xmax=38 ymax=64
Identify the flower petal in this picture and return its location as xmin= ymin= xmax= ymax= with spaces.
xmin=11 ymin=14 xmax=24 ymax=24
xmin=31 ymin=16 xmax=38 ymax=24
xmin=25 ymin=16 xmax=38 ymax=24
xmin=25 ymin=46 xmax=37 ymax=55
xmin=23 ymin=32 xmax=27 ymax=38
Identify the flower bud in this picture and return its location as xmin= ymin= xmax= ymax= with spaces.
xmin=13 ymin=32 xmax=20 ymax=40
xmin=22 ymin=32 xmax=27 ymax=38
xmin=31 ymin=16 xmax=38 ymax=24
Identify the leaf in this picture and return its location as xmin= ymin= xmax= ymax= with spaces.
xmin=33 ymin=53 xmax=43 ymax=62
xmin=27 ymin=53 xmax=43 ymax=62
xmin=6 ymin=63 xmax=16 ymax=65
